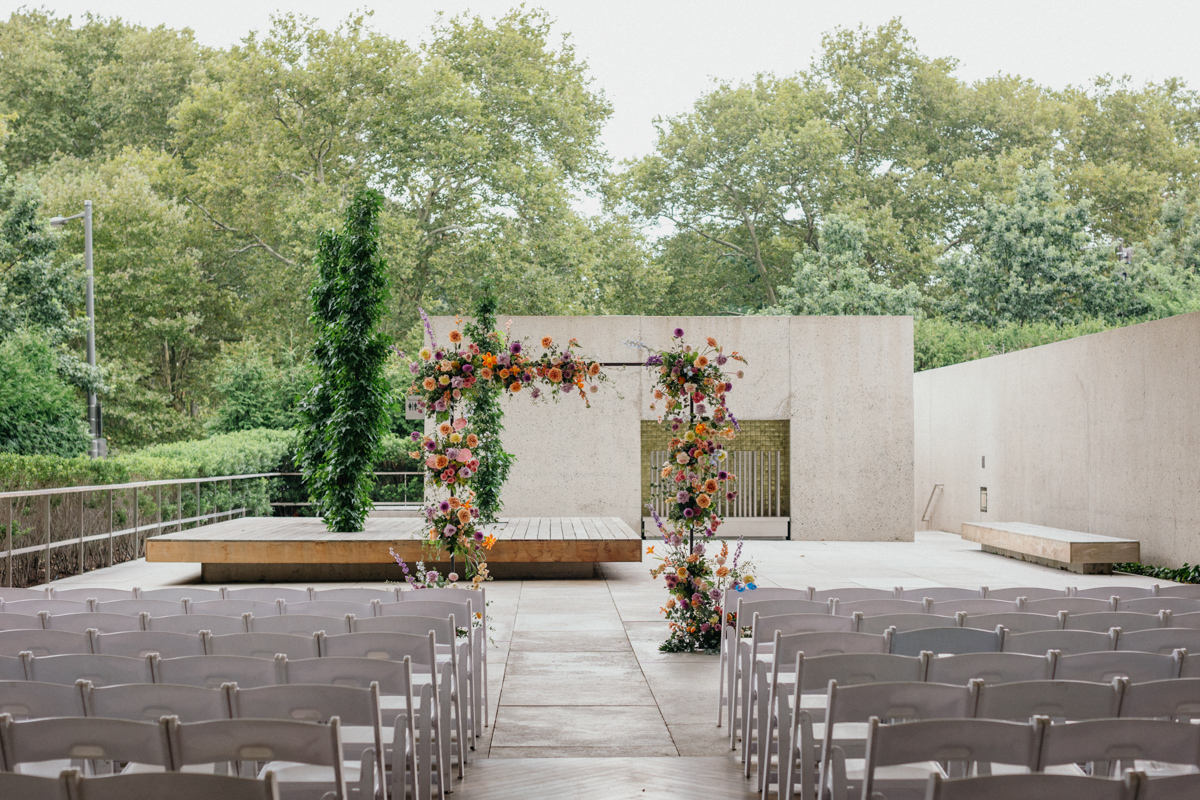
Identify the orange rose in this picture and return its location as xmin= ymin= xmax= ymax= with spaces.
xmin=466 ymin=434 xmax=479 ymax=448
xmin=697 ymin=493 xmax=712 ymax=509
xmin=480 ymin=367 xmax=493 ymax=380
xmin=707 ymin=337 xmax=718 ymax=348
xmin=457 ymin=508 xmax=472 ymax=525
xmin=548 ymin=367 xmax=563 ymax=383
xmin=541 ymin=336 xmax=553 ymax=348
xmin=438 ymin=422 xmax=452 ymax=436
xmin=588 ymin=362 xmax=600 ymax=376
xmin=703 ymin=478 xmax=719 ymax=493
xmin=510 ymin=381 xmax=523 ymax=392
xmin=696 ymin=355 xmax=708 ymax=368
xmin=435 ymin=455 xmax=450 ymax=469
xmin=448 ymin=496 xmax=462 ymax=508
xmin=422 ymin=377 xmax=436 ymax=391
xmin=448 ymin=330 xmax=463 ymax=343
xmin=499 ymin=368 xmax=511 ymax=379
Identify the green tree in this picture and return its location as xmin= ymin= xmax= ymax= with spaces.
xmin=0 ymin=330 xmax=90 ymax=456
xmin=298 ymin=190 xmax=392 ymax=533
xmin=209 ymin=340 xmax=303 ymax=433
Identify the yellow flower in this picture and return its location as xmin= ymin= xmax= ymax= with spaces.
xmin=743 ymin=575 xmax=755 ymax=584
xmin=419 ymin=348 xmax=432 ymax=360
xmin=676 ymin=567 xmax=688 ymax=579
xmin=438 ymin=374 xmax=450 ymax=386
xmin=449 ymin=433 xmax=462 ymax=444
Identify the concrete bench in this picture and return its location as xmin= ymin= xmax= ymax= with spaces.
xmin=961 ymin=522 xmax=1140 ymax=575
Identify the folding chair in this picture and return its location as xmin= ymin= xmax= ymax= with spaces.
xmin=0 ymin=612 xmax=45 ymax=630
xmin=0 ymin=714 xmax=171 ymax=776
xmin=890 ymin=627 xmax=1001 ymax=657
xmin=974 ymin=679 xmax=1124 ymax=722
xmin=95 ymin=599 xmax=186 ymax=617
xmin=3 ymin=599 xmax=94 ymax=615
xmin=0 ymin=629 xmax=91 ymax=657
xmin=818 ymin=680 xmax=978 ymax=800
xmin=861 ymin=717 xmax=1042 ymax=799
xmin=1119 ymin=628 xmax=1200 ymax=654
xmin=858 ymin=614 xmax=955 ymax=635
xmin=42 ymin=613 xmax=141 ymax=634
xmin=248 ymin=614 xmax=352 ymax=636
xmin=924 ymin=771 xmax=1136 ymax=800
xmin=1023 ymin=597 xmax=1115 ymax=615
xmin=0 ymin=655 xmax=25 ymax=679
xmin=961 ymin=612 xmax=1062 ymax=633
xmin=23 ymin=654 xmax=153 ymax=686
xmin=187 ymin=600 xmax=281 ymax=617
xmin=1075 ymin=586 xmax=1155 ymax=601
xmin=310 ymin=588 xmax=397 ymax=603
xmin=69 ymin=771 xmax=281 ymax=800
xmin=232 ymin=683 xmax=383 ymax=799
xmin=928 ymin=599 xmax=1017 ymax=616
xmin=284 ymin=601 xmax=376 ymax=619
xmin=1054 ymin=650 xmax=1182 ymax=683
xmin=1154 ymin=585 xmax=1200 ymax=600
xmin=1167 ymin=612 xmax=1200 ymax=629
xmin=137 ymin=587 xmax=223 ymax=603
xmin=205 ymin=633 xmax=321 ymax=660
xmin=1002 ymin=629 xmax=1116 ymax=655
xmin=0 ymin=680 xmax=87 ymax=718
xmin=983 ymin=587 xmax=1070 ymax=602
xmin=91 ymin=630 xmax=206 ymax=659
xmin=1038 ymin=717 xmax=1200 ymax=777
xmin=144 ymin=614 xmax=247 ymax=635
xmin=155 ymin=655 xmax=285 ymax=689
xmin=1134 ymin=771 xmax=1200 ymax=800
xmin=1122 ymin=597 xmax=1200 ymax=615
xmin=811 ymin=588 xmax=894 ymax=603
xmin=1119 ymin=678 xmax=1200 ymax=721
xmin=84 ymin=682 xmax=232 ymax=722
xmin=224 ymin=587 xmax=312 ymax=604
xmin=0 ymin=770 xmax=73 ymax=800
xmin=0 ymin=586 xmax=50 ymax=600
xmin=399 ymin=586 xmax=489 ymax=731
xmin=1063 ymin=611 xmax=1165 ymax=632
xmin=49 ymin=588 xmax=132 ymax=602
xmin=925 ymin=652 xmax=1055 ymax=685
xmin=168 ymin=717 xmax=355 ymax=800
xmin=899 ymin=588 xmax=984 ymax=602
xmin=834 ymin=599 xmax=929 ymax=617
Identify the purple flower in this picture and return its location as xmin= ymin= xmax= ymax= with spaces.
xmin=444 ymin=524 xmax=457 ymax=536
xmin=717 ymin=471 xmax=728 ymax=480
xmin=446 ymin=448 xmax=458 ymax=461
xmin=439 ymin=500 xmax=451 ymax=513
xmin=709 ymin=588 xmax=722 ymax=600
xmin=471 ymin=507 xmax=480 ymax=518
xmin=410 ymin=431 xmax=421 ymax=442
xmin=665 ymin=575 xmax=678 ymax=589
xmin=672 ymin=328 xmax=684 ymax=338
xmin=695 ymin=404 xmax=707 ymax=415
xmin=700 ymin=622 xmax=711 ymax=633
xmin=425 ymin=570 xmax=439 ymax=583
xmin=560 ymin=383 xmax=572 ymax=393
xmin=462 ymin=364 xmax=474 ymax=373
xmin=434 ymin=399 xmax=447 ymax=412
xmin=693 ymin=543 xmax=706 ymax=556
xmin=458 ymin=466 xmax=472 ymax=478
xmin=676 ymin=490 xmax=690 ymax=503
xmin=668 ymin=533 xmax=682 ymax=547
xmin=425 ymin=440 xmax=436 ymax=451
xmin=510 ymin=341 xmax=522 ymax=354
xmin=497 ymin=353 xmax=511 ymax=367
xmin=530 ymin=387 xmax=541 ymax=399
xmin=716 ymin=354 xmax=728 ymax=365
xmin=451 ymin=377 xmax=464 ymax=389
xmin=419 ymin=308 xmax=438 ymax=348
xmin=434 ymin=350 xmax=445 ymax=361
xmin=726 ymin=491 xmax=736 ymax=501
xmin=474 ymin=530 xmax=485 ymax=541
xmin=691 ymin=592 xmax=703 ymax=604
xmin=645 ymin=354 xmax=663 ymax=366
xmin=409 ymin=363 xmax=420 ymax=374
xmin=683 ymin=508 xmax=695 ymax=518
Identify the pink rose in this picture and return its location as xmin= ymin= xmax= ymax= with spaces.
xmin=453 ymin=417 xmax=468 ymax=431
xmin=425 ymin=456 xmax=439 ymax=469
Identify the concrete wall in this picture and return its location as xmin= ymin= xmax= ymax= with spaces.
xmin=914 ymin=312 xmax=1200 ymax=566
xmin=430 ymin=315 xmax=913 ymax=540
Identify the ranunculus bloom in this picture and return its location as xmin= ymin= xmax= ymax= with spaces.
xmin=422 ymin=377 xmax=436 ymax=391
xmin=703 ymin=479 xmax=719 ymax=493
xmin=541 ymin=336 xmax=553 ymax=348
xmin=466 ymin=434 xmax=479 ymax=448
xmin=448 ymin=497 xmax=462 ymax=509
xmin=697 ymin=494 xmax=712 ymax=509
xmin=438 ymin=422 xmax=452 ymax=436
xmin=675 ymin=452 xmax=690 ymax=464
xmin=696 ymin=355 xmax=708 ymax=368
xmin=548 ymin=367 xmax=562 ymax=383
xmin=448 ymin=330 xmax=463 ymax=343
xmin=588 ymin=362 xmax=600 ymax=376
xmin=457 ymin=508 xmax=472 ymax=525
xmin=435 ymin=455 xmax=450 ymax=469
xmin=443 ymin=524 xmax=457 ymax=536
xmin=510 ymin=381 xmax=523 ymax=392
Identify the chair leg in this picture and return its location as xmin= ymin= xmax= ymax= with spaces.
xmin=717 ymin=625 xmax=727 ymax=727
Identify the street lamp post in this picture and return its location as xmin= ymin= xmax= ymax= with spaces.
xmin=50 ymin=200 xmax=105 ymax=458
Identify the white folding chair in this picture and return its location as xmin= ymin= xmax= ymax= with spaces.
xmin=961 ymin=612 xmax=1063 ymax=633
xmin=1167 ymin=611 xmax=1200 ymax=629
xmin=811 ymin=588 xmax=894 ymax=603
xmin=69 ymin=771 xmax=281 ymax=800
xmin=899 ymin=588 xmax=983 ymax=602
xmin=1131 ymin=772 xmax=1200 ymax=800
xmin=1038 ymin=717 xmax=1200 ymax=777
xmin=310 ymin=588 xmax=396 ymax=604
xmin=137 ymin=587 xmax=223 ymax=603
xmin=890 ymin=626 xmax=1001 ymax=657
xmin=0 ymin=655 xmax=26 ymax=679
xmin=1002 ymin=629 xmax=1117 ymax=655
xmin=0 ymin=680 xmax=87 ymax=718
xmin=1119 ymin=677 xmax=1200 ymax=722
xmin=96 ymin=599 xmax=186 ymax=617
xmin=928 ymin=599 xmax=1017 ymax=616
xmin=974 ymin=678 xmax=1124 ymax=722
xmin=400 ymin=587 xmax=488 ymax=731
xmin=84 ymin=681 xmax=232 ymax=722
xmin=0 ymin=587 xmax=50 ymax=601
xmin=1023 ymin=597 xmax=1115 ymax=615
xmin=23 ymin=654 xmax=153 ymax=686
xmin=187 ymin=600 xmax=281 ymax=617
xmin=232 ymin=683 xmax=382 ymax=800
xmin=1054 ymin=650 xmax=1182 ymax=682
xmin=1075 ymin=586 xmax=1155 ymax=601
xmin=1121 ymin=597 xmax=1200 ymax=615
xmin=0 ymin=612 xmax=44 ymax=630
xmin=924 ymin=771 xmax=1136 ymax=800
xmin=205 ymin=633 xmax=321 ymax=660
xmin=858 ymin=614 xmax=955 ymax=635
xmin=284 ymin=601 xmax=377 ymax=619
xmin=1155 ymin=585 xmax=1200 ymax=600
xmin=0 ymin=629 xmax=91 ymax=657
xmin=3 ymin=599 xmax=94 ymax=615
xmin=1117 ymin=628 xmax=1200 ymax=654
xmin=145 ymin=614 xmax=247 ymax=635
xmin=224 ymin=587 xmax=312 ymax=604
xmin=834 ymin=599 xmax=929 ymax=617
xmin=49 ymin=588 xmax=131 ymax=602
xmin=0 ymin=770 xmax=73 ymax=800
xmin=983 ymin=587 xmax=1070 ymax=602
xmin=91 ymin=630 xmax=206 ymax=659
xmin=42 ymin=613 xmax=140 ymax=634
xmin=925 ymin=651 xmax=1055 ymax=685
xmin=0 ymin=714 xmax=170 ymax=776
xmin=1063 ymin=611 xmax=1166 ymax=632
xmin=248 ymin=614 xmax=352 ymax=636
xmin=155 ymin=655 xmax=285 ymax=689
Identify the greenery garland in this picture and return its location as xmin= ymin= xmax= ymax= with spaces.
xmin=462 ymin=291 xmax=514 ymax=524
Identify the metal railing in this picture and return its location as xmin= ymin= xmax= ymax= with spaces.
xmin=922 ymin=483 xmax=945 ymax=525
xmin=269 ymin=472 xmax=421 ymax=509
xmin=647 ymin=449 xmax=786 ymax=519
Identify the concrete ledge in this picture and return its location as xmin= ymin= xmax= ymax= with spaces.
xmin=963 ymin=521 xmax=1139 ymax=574
xmin=201 ymin=561 xmax=600 ymax=583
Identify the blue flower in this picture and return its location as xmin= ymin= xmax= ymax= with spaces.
xmin=746 ymin=583 xmax=757 ymax=590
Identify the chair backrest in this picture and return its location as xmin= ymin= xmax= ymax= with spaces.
xmin=1119 ymin=677 xmax=1200 ymax=721
xmin=247 ymin=614 xmax=352 ymax=636
xmin=1131 ymin=772 xmax=1200 ymax=800
xmin=1121 ymin=597 xmax=1200 ymax=614
xmin=205 ymin=632 xmax=321 ymax=660
xmin=834 ymin=598 xmax=928 ymax=616
xmin=155 ymin=655 xmax=285 ymax=688
xmin=1168 ymin=611 xmax=1200 ymax=630
xmin=284 ymin=657 xmax=411 ymax=694
xmin=1023 ymin=597 xmax=1115 ymax=615
xmin=91 ymin=630 xmax=206 ymax=659
xmin=68 ymin=771 xmax=281 ymax=800
xmin=898 ymin=588 xmax=983 ymax=602
xmin=0 ymin=714 xmax=171 ymax=768
xmin=96 ymin=599 xmax=186 ymax=617
xmin=377 ymin=600 xmax=472 ymax=624
xmin=1038 ymin=717 xmax=1200 ymax=776
xmin=321 ymin=631 xmax=437 ymax=668
xmin=862 ymin=717 xmax=1041 ymax=799
xmin=810 ymin=587 xmax=894 ymax=602
xmin=232 ymin=682 xmax=381 ymax=728
xmin=43 ymin=612 xmax=141 ymax=634
xmin=924 ymin=772 xmax=1135 ymax=800
xmin=772 ymin=631 xmax=890 ymax=669
xmin=25 ymin=653 xmax=153 ymax=686
xmin=1155 ymin=585 xmax=1200 ymax=600
xmin=1055 ymin=650 xmax=1182 ymax=683
xmin=3 ymin=599 xmax=93 ymax=615
xmin=859 ymin=613 xmax=955 ymax=635
xmin=974 ymin=679 xmax=1123 ymax=721
xmin=283 ymin=600 xmax=377 ymax=618
xmin=310 ymin=587 xmax=397 ymax=603
xmin=1063 ymin=611 xmax=1165 ymax=632
xmin=169 ymin=717 xmax=345 ymax=797
xmin=352 ymin=614 xmax=456 ymax=643
xmin=961 ymin=612 xmax=1062 ymax=634
xmin=1001 ymin=629 xmax=1116 ymax=655
xmin=0 ymin=771 xmax=72 ymax=800
xmin=928 ymin=599 xmax=1017 ymax=616
xmin=223 ymin=587 xmax=312 ymax=603
xmin=144 ymin=613 xmax=247 ymax=635
xmin=925 ymin=652 xmax=1055 ymax=685
xmin=736 ymin=598 xmax=831 ymax=623
xmin=187 ymin=599 xmax=281 ymax=617
xmin=50 ymin=588 xmax=132 ymax=602
xmin=400 ymin=586 xmax=486 ymax=620
xmin=1074 ymin=586 xmax=1155 ymax=601
xmin=0 ymin=629 xmax=91 ymax=657
xmin=824 ymin=680 xmax=977 ymax=728
xmin=0 ymin=587 xmax=49 ymax=601
xmin=137 ymin=587 xmax=223 ymax=603
xmin=0 ymin=680 xmax=86 ymax=718
xmin=1117 ymin=628 xmax=1200 ymax=654
xmin=890 ymin=626 xmax=1001 ymax=657
xmin=0 ymin=612 xmax=45 ymax=631
xmin=795 ymin=652 xmax=926 ymax=692
xmin=85 ymin=682 xmax=232 ymax=722
xmin=752 ymin=613 xmax=858 ymax=648
xmin=0 ymin=655 xmax=25 ymax=679
xmin=983 ymin=587 xmax=1070 ymax=602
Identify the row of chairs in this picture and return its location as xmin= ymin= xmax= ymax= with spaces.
xmin=925 ymin=770 xmax=1195 ymax=800
xmin=0 ymin=597 xmax=473 ymax=620
xmin=723 ymin=596 xmax=1200 ymax=618
xmin=2 ymin=585 xmax=418 ymax=603
xmin=0 ymin=770 xmax=280 ymax=800
xmin=790 ymin=584 xmax=1197 ymax=601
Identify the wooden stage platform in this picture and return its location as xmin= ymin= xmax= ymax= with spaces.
xmin=145 ymin=516 xmax=643 ymax=581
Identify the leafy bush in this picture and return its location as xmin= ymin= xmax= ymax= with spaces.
xmin=914 ymin=317 xmax=1118 ymax=371
xmin=0 ymin=329 xmax=91 ymax=457
xmin=1114 ymin=562 xmax=1200 ymax=584
xmin=210 ymin=340 xmax=305 ymax=434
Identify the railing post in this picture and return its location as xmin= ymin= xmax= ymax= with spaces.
xmin=78 ymin=490 xmax=85 ymax=575
xmin=44 ymin=494 xmax=51 ymax=585
xmin=176 ymin=483 xmax=182 ymax=533
xmin=156 ymin=484 xmax=163 ymax=539
xmin=196 ymin=482 xmax=202 ymax=527
xmin=5 ymin=498 xmax=11 ymax=587
xmin=107 ymin=489 xmax=113 ymax=568
xmin=133 ymin=486 xmax=139 ymax=559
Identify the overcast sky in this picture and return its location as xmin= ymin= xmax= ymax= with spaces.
xmin=9 ymin=1 xmax=1200 ymax=163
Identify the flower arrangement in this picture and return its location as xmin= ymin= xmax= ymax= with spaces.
xmin=647 ymin=532 xmax=757 ymax=652
xmin=411 ymin=417 xmax=481 ymax=490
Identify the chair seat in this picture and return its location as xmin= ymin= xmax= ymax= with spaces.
xmin=842 ymin=758 xmax=943 ymax=784
xmin=260 ymin=761 xmax=363 ymax=799
xmin=15 ymin=759 xmax=74 ymax=778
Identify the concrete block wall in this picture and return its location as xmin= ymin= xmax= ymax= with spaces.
xmin=914 ymin=312 xmax=1200 ymax=567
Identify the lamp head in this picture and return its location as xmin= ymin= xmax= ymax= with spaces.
xmin=49 ymin=216 xmax=68 ymax=228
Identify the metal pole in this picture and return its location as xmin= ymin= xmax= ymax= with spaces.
xmin=133 ymin=486 xmax=139 ymax=558
xmin=177 ymin=483 xmax=182 ymax=532
xmin=78 ymin=491 xmax=85 ymax=574
xmin=156 ymin=484 xmax=162 ymax=539
xmin=5 ymin=499 xmax=11 ymax=587
xmin=44 ymin=495 xmax=51 ymax=585
xmin=83 ymin=201 xmax=101 ymax=459
xmin=107 ymin=489 xmax=113 ymax=568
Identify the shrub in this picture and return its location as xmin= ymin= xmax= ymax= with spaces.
xmin=0 ymin=330 xmax=91 ymax=457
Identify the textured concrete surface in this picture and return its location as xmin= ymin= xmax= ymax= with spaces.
xmin=914 ymin=311 xmax=1200 ymax=566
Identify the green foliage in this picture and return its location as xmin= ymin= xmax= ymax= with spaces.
xmin=463 ymin=289 xmax=514 ymax=523
xmin=913 ymin=317 xmax=1117 ymax=371
xmin=299 ymin=190 xmax=393 ymax=533
xmin=0 ymin=330 xmax=90 ymax=456
xmin=1114 ymin=562 xmax=1200 ymax=584
xmin=210 ymin=340 xmax=304 ymax=433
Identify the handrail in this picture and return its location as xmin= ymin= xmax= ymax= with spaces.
xmin=921 ymin=483 xmax=945 ymax=523
xmin=0 ymin=472 xmax=279 ymax=501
